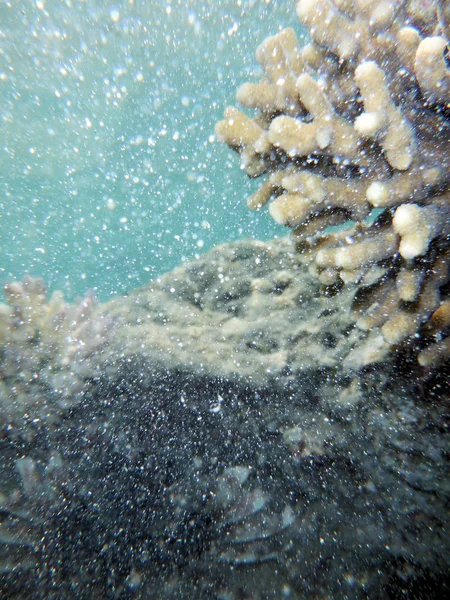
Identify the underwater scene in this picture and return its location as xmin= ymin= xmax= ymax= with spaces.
xmin=1 ymin=1 xmax=450 ymax=599
xmin=0 ymin=0 xmax=293 ymax=300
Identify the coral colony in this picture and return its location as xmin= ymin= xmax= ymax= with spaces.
xmin=216 ymin=0 xmax=450 ymax=368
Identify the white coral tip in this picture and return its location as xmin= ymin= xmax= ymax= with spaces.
xmin=354 ymin=112 xmax=384 ymax=136
xmin=366 ymin=181 xmax=389 ymax=206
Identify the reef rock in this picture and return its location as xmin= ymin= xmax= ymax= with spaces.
xmin=0 ymin=238 xmax=449 ymax=599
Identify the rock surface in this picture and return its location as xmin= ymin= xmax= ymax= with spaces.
xmin=0 ymin=238 xmax=449 ymax=599
xmin=104 ymin=237 xmax=366 ymax=388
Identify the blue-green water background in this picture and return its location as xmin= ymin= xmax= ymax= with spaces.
xmin=1 ymin=0 xmax=304 ymax=300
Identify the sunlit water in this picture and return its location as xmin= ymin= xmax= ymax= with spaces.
xmin=0 ymin=0 xmax=303 ymax=300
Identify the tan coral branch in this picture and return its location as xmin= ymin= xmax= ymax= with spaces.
xmin=216 ymin=0 xmax=450 ymax=368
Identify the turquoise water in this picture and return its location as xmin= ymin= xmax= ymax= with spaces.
xmin=0 ymin=0 xmax=302 ymax=301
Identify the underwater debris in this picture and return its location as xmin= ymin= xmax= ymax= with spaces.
xmin=216 ymin=0 xmax=450 ymax=368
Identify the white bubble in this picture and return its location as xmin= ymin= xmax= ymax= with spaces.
xmin=110 ymin=8 xmax=120 ymax=22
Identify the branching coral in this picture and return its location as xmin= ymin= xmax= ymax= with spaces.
xmin=216 ymin=0 xmax=450 ymax=368
xmin=0 ymin=276 xmax=112 ymax=414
